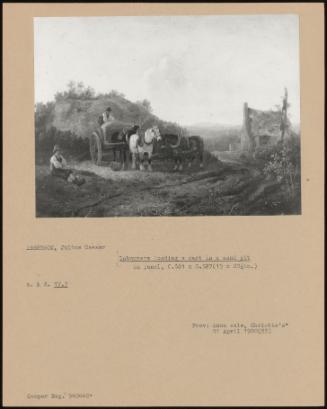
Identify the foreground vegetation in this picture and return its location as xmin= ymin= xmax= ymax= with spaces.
xmin=36 ymin=140 xmax=301 ymax=217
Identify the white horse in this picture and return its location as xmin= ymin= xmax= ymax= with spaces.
xmin=129 ymin=126 xmax=161 ymax=171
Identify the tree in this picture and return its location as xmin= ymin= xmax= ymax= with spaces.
xmin=55 ymin=81 xmax=96 ymax=99
xmin=280 ymin=88 xmax=290 ymax=142
xmin=67 ymin=80 xmax=75 ymax=92
xmin=109 ymin=90 xmax=125 ymax=98
xmin=136 ymin=99 xmax=153 ymax=113
xmin=77 ymin=82 xmax=84 ymax=95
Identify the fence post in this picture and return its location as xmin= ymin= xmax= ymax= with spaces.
xmin=242 ymin=102 xmax=255 ymax=157
xmin=281 ymin=87 xmax=288 ymax=143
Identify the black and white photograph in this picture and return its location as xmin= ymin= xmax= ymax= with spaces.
xmin=34 ymin=15 xmax=301 ymax=217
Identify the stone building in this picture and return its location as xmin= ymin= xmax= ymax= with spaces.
xmin=241 ymin=89 xmax=290 ymax=154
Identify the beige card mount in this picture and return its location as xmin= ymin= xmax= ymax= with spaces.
xmin=3 ymin=3 xmax=324 ymax=407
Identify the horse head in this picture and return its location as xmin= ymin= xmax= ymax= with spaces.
xmin=144 ymin=126 xmax=162 ymax=144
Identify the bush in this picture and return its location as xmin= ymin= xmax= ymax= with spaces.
xmin=35 ymin=126 xmax=89 ymax=164
xmin=254 ymin=143 xmax=281 ymax=161
xmin=136 ymin=99 xmax=153 ymax=113
xmin=239 ymin=152 xmax=252 ymax=162
xmin=263 ymin=137 xmax=301 ymax=197
xmin=108 ymin=90 xmax=125 ymax=98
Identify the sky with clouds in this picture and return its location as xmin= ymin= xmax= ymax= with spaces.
xmin=34 ymin=15 xmax=300 ymax=126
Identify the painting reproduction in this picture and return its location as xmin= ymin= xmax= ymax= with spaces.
xmin=34 ymin=15 xmax=301 ymax=217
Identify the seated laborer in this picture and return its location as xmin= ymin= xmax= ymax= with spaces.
xmin=50 ymin=145 xmax=85 ymax=186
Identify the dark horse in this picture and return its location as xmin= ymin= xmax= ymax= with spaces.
xmin=111 ymin=125 xmax=139 ymax=169
xmin=157 ymin=133 xmax=204 ymax=171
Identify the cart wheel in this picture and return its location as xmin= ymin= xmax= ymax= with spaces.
xmin=89 ymin=131 xmax=102 ymax=165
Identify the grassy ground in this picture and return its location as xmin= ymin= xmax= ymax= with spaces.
xmin=35 ymin=151 xmax=301 ymax=217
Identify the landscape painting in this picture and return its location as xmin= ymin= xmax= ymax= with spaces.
xmin=34 ymin=15 xmax=301 ymax=217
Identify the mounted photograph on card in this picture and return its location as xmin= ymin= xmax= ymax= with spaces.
xmin=34 ymin=15 xmax=301 ymax=217
xmin=4 ymin=3 xmax=324 ymax=407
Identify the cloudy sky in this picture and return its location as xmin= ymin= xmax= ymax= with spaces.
xmin=34 ymin=15 xmax=300 ymax=126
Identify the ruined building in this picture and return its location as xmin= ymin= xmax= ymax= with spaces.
xmin=241 ymin=89 xmax=290 ymax=153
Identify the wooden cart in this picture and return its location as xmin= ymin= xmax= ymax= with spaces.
xmin=89 ymin=120 xmax=134 ymax=165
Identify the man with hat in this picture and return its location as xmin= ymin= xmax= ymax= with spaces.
xmin=50 ymin=145 xmax=85 ymax=185
xmin=99 ymin=106 xmax=116 ymax=135
xmin=102 ymin=106 xmax=115 ymax=125
xmin=50 ymin=145 xmax=71 ymax=178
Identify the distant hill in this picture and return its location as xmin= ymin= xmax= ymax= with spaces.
xmin=186 ymin=122 xmax=241 ymax=136
xmin=185 ymin=122 xmax=242 ymax=152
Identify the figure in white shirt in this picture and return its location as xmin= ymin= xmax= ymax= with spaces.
xmin=50 ymin=145 xmax=85 ymax=185
xmin=98 ymin=107 xmax=116 ymax=134
xmin=102 ymin=107 xmax=115 ymax=124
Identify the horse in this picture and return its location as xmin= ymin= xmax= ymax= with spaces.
xmin=159 ymin=133 xmax=204 ymax=171
xmin=107 ymin=129 xmax=129 ymax=169
xmin=129 ymin=125 xmax=162 ymax=171
xmin=110 ymin=125 xmax=139 ymax=169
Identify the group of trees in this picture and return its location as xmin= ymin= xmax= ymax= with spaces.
xmin=35 ymin=101 xmax=55 ymax=133
xmin=53 ymin=81 xmax=128 ymax=101
xmin=52 ymin=81 xmax=153 ymax=113
xmin=35 ymin=126 xmax=89 ymax=165
xmin=54 ymin=81 xmax=96 ymax=101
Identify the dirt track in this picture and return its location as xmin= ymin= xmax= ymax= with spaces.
xmin=35 ymin=153 xmax=299 ymax=217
